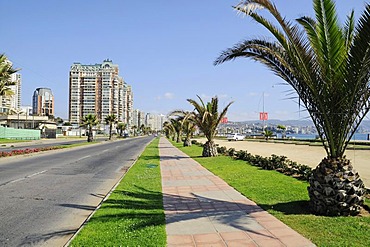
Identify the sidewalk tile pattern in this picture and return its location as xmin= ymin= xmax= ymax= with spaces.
xmin=159 ymin=138 xmax=315 ymax=247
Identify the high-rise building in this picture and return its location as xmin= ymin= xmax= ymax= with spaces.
xmin=133 ymin=109 xmax=145 ymax=128
xmin=69 ymin=59 xmax=133 ymax=125
xmin=145 ymin=113 xmax=167 ymax=131
xmin=32 ymin=88 xmax=54 ymax=116
xmin=0 ymin=62 xmax=21 ymax=113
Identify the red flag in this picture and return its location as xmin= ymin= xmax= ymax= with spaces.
xmin=259 ymin=112 xmax=268 ymax=120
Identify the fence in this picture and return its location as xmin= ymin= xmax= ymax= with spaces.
xmin=0 ymin=126 xmax=40 ymax=140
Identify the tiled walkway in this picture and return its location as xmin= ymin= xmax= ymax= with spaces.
xmin=159 ymin=138 xmax=315 ymax=247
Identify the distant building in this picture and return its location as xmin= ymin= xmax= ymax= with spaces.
xmin=132 ymin=109 xmax=145 ymax=128
xmin=69 ymin=59 xmax=133 ymax=125
xmin=145 ymin=113 xmax=166 ymax=131
xmin=32 ymin=88 xmax=54 ymax=116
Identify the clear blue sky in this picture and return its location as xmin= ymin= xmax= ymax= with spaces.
xmin=1 ymin=0 xmax=368 ymax=121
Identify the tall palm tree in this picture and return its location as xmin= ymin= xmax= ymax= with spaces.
xmin=215 ymin=0 xmax=369 ymax=215
xmin=0 ymin=54 xmax=18 ymax=97
xmin=81 ymin=114 xmax=99 ymax=142
xmin=187 ymin=95 xmax=233 ymax=157
xmin=105 ymin=114 xmax=117 ymax=140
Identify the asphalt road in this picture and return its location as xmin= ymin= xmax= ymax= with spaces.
xmin=0 ymin=137 xmax=107 ymax=153
xmin=0 ymin=136 xmax=154 ymax=247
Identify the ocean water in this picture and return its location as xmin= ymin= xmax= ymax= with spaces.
xmin=286 ymin=133 xmax=369 ymax=141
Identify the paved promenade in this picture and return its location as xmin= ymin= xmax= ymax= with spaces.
xmin=159 ymin=138 xmax=315 ymax=247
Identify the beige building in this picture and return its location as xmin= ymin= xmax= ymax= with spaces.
xmin=69 ymin=59 xmax=133 ymax=125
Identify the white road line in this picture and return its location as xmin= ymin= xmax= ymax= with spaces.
xmin=26 ymin=170 xmax=47 ymax=178
xmin=77 ymin=155 xmax=91 ymax=161
xmin=7 ymin=170 xmax=48 ymax=185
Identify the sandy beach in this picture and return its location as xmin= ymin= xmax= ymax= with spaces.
xmin=196 ymin=138 xmax=370 ymax=188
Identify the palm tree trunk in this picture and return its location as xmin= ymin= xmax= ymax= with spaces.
xmin=109 ymin=123 xmax=112 ymax=140
xmin=202 ymin=140 xmax=218 ymax=157
xmin=183 ymin=137 xmax=191 ymax=147
xmin=308 ymin=157 xmax=365 ymax=216
xmin=87 ymin=126 xmax=93 ymax=142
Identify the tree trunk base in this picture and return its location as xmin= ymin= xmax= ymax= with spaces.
xmin=183 ymin=138 xmax=192 ymax=147
xmin=202 ymin=141 xmax=218 ymax=157
xmin=308 ymin=157 xmax=365 ymax=216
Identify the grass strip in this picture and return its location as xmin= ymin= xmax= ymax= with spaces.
xmin=172 ymin=141 xmax=370 ymax=247
xmin=70 ymin=138 xmax=166 ymax=246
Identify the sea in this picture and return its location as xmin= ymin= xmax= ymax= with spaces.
xmin=285 ymin=133 xmax=370 ymax=141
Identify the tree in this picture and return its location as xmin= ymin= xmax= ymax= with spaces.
xmin=187 ymin=95 xmax=233 ymax=157
xmin=277 ymin=124 xmax=286 ymax=138
xmin=163 ymin=121 xmax=174 ymax=139
xmin=215 ymin=0 xmax=369 ymax=215
xmin=264 ymin=129 xmax=273 ymax=140
xmin=131 ymin=125 xmax=137 ymax=136
xmin=105 ymin=114 xmax=117 ymax=140
xmin=170 ymin=110 xmax=197 ymax=146
xmin=116 ymin=122 xmax=127 ymax=137
xmin=140 ymin=124 xmax=146 ymax=134
xmin=80 ymin=114 xmax=99 ymax=142
xmin=169 ymin=117 xmax=183 ymax=143
xmin=182 ymin=117 xmax=197 ymax=147
xmin=0 ymin=54 xmax=18 ymax=97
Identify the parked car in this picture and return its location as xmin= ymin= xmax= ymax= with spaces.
xmin=226 ymin=133 xmax=245 ymax=141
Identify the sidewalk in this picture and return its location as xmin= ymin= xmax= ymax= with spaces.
xmin=159 ymin=138 xmax=315 ymax=247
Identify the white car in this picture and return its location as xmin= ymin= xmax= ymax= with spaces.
xmin=226 ymin=133 xmax=245 ymax=141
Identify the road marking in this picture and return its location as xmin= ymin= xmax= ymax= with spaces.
xmin=26 ymin=170 xmax=47 ymax=178
xmin=77 ymin=155 xmax=91 ymax=161
xmin=1 ymin=170 xmax=48 ymax=186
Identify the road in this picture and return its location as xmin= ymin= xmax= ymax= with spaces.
xmin=0 ymin=136 xmax=154 ymax=247
xmin=0 ymin=137 xmax=107 ymax=153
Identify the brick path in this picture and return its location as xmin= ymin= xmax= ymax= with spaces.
xmin=159 ymin=137 xmax=315 ymax=247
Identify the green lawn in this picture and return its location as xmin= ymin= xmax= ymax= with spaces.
xmin=70 ymin=138 xmax=166 ymax=247
xmin=173 ymin=141 xmax=370 ymax=247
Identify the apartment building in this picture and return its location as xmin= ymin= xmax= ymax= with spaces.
xmin=69 ymin=59 xmax=133 ymax=125
xmin=32 ymin=88 xmax=54 ymax=116
xmin=0 ymin=69 xmax=21 ymax=114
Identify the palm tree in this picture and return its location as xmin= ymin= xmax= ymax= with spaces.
xmin=182 ymin=117 xmax=197 ymax=147
xmin=168 ymin=111 xmax=184 ymax=143
xmin=0 ymin=54 xmax=18 ymax=97
xmin=277 ymin=125 xmax=286 ymax=138
xmin=163 ymin=121 xmax=175 ymax=139
xmin=170 ymin=110 xmax=197 ymax=146
xmin=140 ymin=124 xmax=146 ymax=134
xmin=105 ymin=114 xmax=117 ymax=140
xmin=187 ymin=95 xmax=233 ymax=157
xmin=116 ymin=122 xmax=127 ymax=137
xmin=80 ymin=114 xmax=99 ymax=142
xmin=131 ymin=125 xmax=137 ymax=136
xmin=215 ymin=0 xmax=369 ymax=215
xmin=264 ymin=129 xmax=273 ymax=140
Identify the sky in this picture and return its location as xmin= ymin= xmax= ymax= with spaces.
xmin=1 ymin=0 xmax=368 ymax=121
